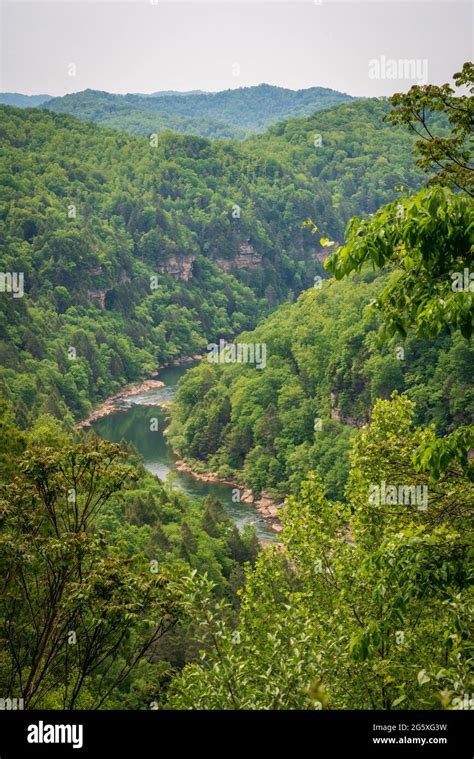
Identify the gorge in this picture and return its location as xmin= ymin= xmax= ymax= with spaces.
xmin=91 ymin=362 xmax=278 ymax=541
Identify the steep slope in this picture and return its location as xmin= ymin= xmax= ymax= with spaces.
xmin=0 ymin=100 xmax=423 ymax=425
xmin=168 ymin=273 xmax=473 ymax=500
xmin=248 ymin=98 xmax=430 ymax=218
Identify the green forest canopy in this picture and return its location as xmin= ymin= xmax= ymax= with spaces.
xmin=42 ymin=84 xmax=354 ymax=139
xmin=0 ymin=98 xmax=424 ymax=425
xmin=0 ymin=67 xmax=472 ymax=710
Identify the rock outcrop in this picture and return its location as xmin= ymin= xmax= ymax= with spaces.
xmin=87 ymin=288 xmax=107 ymax=308
xmin=215 ymin=240 xmax=262 ymax=272
xmin=76 ymin=379 xmax=165 ymax=429
xmin=157 ymin=254 xmax=195 ymax=281
xmin=174 ymin=461 xmax=284 ymax=531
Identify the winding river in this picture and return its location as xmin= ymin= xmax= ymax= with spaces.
xmin=92 ymin=363 xmax=277 ymax=541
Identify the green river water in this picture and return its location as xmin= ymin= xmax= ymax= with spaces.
xmin=92 ymin=363 xmax=276 ymax=541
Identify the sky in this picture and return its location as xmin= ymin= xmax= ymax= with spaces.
xmin=0 ymin=0 xmax=472 ymax=97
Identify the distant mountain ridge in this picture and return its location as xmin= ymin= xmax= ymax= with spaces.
xmin=40 ymin=84 xmax=354 ymax=139
xmin=149 ymin=90 xmax=207 ymax=97
xmin=40 ymin=90 xmax=247 ymax=140
xmin=0 ymin=92 xmax=52 ymax=107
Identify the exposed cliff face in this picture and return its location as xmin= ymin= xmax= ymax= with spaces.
xmin=88 ymin=240 xmax=258 ymax=300
xmin=86 ymin=269 xmax=132 ymax=308
xmin=157 ymin=254 xmax=196 ymax=281
xmin=215 ymin=239 xmax=262 ymax=272
xmin=87 ymin=288 xmax=107 ymax=308
xmin=329 ymin=391 xmax=367 ymax=428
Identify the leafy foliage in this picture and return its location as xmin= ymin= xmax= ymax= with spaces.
xmin=0 ymin=417 xmax=259 ymax=709
xmin=168 ymin=396 xmax=473 ymax=710
xmin=325 ymin=187 xmax=474 ymax=338
xmin=386 ymin=62 xmax=474 ymax=195
xmin=0 ymin=68 xmax=472 ymax=712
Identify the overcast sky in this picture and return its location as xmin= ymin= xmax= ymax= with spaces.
xmin=0 ymin=0 xmax=472 ymax=96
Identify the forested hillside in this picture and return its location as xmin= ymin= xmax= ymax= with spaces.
xmin=167 ymin=66 xmax=473 ymax=710
xmin=0 ymin=99 xmax=422 ymax=425
xmin=43 ymin=90 xmax=247 ymax=140
xmin=169 ymin=78 xmax=472 ymax=503
xmin=0 ymin=62 xmax=472 ymax=715
xmin=168 ymin=267 xmax=473 ymax=501
xmin=0 ymin=93 xmax=52 ymax=108
xmin=0 ymin=406 xmax=259 ymax=708
xmin=43 ymin=84 xmax=353 ymax=138
xmin=249 ymin=98 xmax=428 ymax=218
xmin=168 ymin=393 xmax=473 ymax=709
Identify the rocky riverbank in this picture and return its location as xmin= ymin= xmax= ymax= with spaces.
xmin=161 ymin=354 xmax=203 ymax=368
xmin=174 ymin=459 xmax=284 ymax=533
xmin=75 ymin=355 xmax=203 ymax=430
xmin=76 ymin=379 xmax=166 ymax=429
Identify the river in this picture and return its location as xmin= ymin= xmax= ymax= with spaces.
xmin=92 ymin=363 xmax=277 ymax=541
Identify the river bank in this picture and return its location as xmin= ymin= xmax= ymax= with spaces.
xmin=76 ymin=355 xmax=203 ymax=430
xmin=83 ymin=359 xmax=281 ymax=540
xmin=174 ymin=458 xmax=284 ymax=533
xmin=75 ymin=379 xmax=166 ymax=429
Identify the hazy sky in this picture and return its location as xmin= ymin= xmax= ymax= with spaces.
xmin=0 ymin=0 xmax=472 ymax=96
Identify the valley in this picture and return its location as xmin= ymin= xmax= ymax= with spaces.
xmin=91 ymin=362 xmax=278 ymax=541
xmin=0 ymin=58 xmax=472 ymax=715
